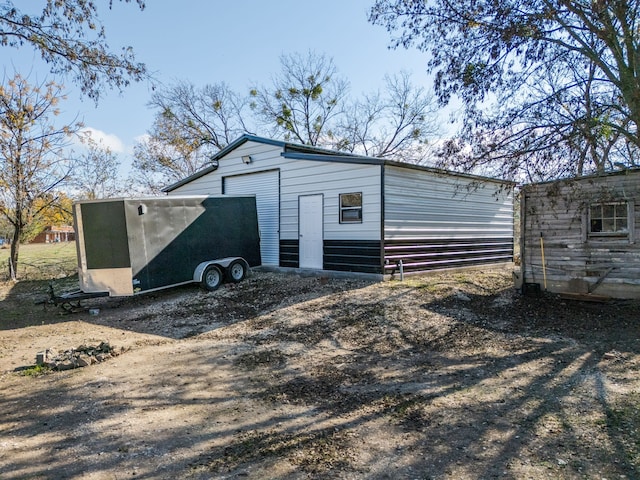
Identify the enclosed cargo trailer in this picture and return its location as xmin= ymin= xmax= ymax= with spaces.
xmin=69 ymin=195 xmax=261 ymax=298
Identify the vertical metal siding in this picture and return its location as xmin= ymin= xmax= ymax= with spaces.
xmin=223 ymin=170 xmax=280 ymax=265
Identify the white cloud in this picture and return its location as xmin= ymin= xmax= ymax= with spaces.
xmin=133 ymin=133 xmax=150 ymax=145
xmin=78 ymin=127 xmax=126 ymax=153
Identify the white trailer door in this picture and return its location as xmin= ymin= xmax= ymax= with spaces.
xmin=224 ymin=170 xmax=279 ymax=265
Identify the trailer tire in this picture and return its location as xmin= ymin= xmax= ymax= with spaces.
xmin=202 ymin=265 xmax=223 ymax=291
xmin=226 ymin=259 xmax=247 ymax=283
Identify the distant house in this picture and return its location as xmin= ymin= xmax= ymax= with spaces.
xmin=31 ymin=225 xmax=75 ymax=244
xmin=520 ymin=169 xmax=640 ymax=299
xmin=164 ymin=135 xmax=514 ymax=278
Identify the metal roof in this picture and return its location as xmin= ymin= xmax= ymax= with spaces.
xmin=163 ymin=134 xmax=514 ymax=192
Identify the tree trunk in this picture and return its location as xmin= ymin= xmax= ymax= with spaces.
xmin=9 ymin=227 xmax=21 ymax=281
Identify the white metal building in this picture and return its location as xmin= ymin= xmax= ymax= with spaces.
xmin=164 ymin=135 xmax=514 ymax=277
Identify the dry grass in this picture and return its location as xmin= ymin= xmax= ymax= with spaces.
xmin=0 ymin=241 xmax=77 ymax=283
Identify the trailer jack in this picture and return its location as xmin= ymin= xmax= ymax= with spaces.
xmin=38 ymin=283 xmax=109 ymax=313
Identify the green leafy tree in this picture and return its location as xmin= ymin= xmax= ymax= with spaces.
xmin=34 ymin=192 xmax=74 ymax=227
xmin=0 ymin=0 xmax=146 ymax=100
xmin=370 ymin=0 xmax=640 ymax=180
xmin=0 ymin=215 xmax=11 ymax=244
xmin=0 ymin=74 xmax=80 ymax=279
xmin=21 ymin=192 xmax=74 ymax=243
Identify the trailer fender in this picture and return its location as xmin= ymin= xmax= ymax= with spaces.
xmin=193 ymin=257 xmax=249 ymax=283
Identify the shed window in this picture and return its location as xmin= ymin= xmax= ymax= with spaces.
xmin=589 ymin=202 xmax=628 ymax=234
xmin=339 ymin=193 xmax=362 ymax=223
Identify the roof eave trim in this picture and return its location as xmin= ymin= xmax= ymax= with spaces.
xmin=162 ymin=163 xmax=219 ymax=192
xmin=281 ymin=151 xmax=384 ymax=165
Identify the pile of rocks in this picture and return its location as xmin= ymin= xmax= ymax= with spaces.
xmin=36 ymin=341 xmax=124 ymax=371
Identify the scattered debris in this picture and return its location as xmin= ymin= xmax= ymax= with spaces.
xmin=35 ymin=341 xmax=124 ymax=371
xmin=558 ymin=292 xmax=611 ymax=303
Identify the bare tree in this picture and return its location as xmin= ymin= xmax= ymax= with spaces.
xmin=250 ymin=51 xmax=349 ymax=145
xmin=370 ymin=0 xmax=640 ymax=179
xmin=439 ymin=53 xmax=631 ymax=180
xmin=129 ymin=81 xmax=253 ymax=193
xmin=138 ymin=53 xmax=442 ymax=187
xmin=0 ymin=74 xmax=80 ymax=279
xmin=131 ymin=118 xmax=204 ymax=194
xmin=148 ymin=81 xmax=253 ymax=152
xmin=335 ymin=72 xmax=440 ymax=163
xmin=71 ymin=137 xmax=123 ymax=199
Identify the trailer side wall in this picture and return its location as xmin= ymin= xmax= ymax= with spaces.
xmin=125 ymin=196 xmax=261 ymax=292
xmin=75 ymin=196 xmax=261 ymax=296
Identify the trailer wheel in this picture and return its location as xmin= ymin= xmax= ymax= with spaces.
xmin=202 ymin=265 xmax=223 ymax=291
xmin=226 ymin=259 xmax=247 ymax=283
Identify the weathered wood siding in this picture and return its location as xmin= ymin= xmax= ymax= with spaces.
xmin=521 ymin=170 xmax=640 ymax=298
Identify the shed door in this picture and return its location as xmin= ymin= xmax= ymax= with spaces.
xmin=224 ymin=170 xmax=279 ymax=265
xmin=299 ymin=194 xmax=324 ymax=269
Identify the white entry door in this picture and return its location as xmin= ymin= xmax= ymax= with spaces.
xmin=299 ymin=194 xmax=323 ymax=269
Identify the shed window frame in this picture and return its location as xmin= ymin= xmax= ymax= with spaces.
xmin=339 ymin=192 xmax=363 ymax=224
xmin=588 ymin=201 xmax=629 ymax=236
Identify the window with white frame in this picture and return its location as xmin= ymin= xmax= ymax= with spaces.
xmin=339 ymin=192 xmax=362 ymax=223
xmin=589 ymin=202 xmax=628 ymax=234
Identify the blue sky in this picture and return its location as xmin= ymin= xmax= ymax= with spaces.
xmin=0 ymin=1 xmax=441 ymax=167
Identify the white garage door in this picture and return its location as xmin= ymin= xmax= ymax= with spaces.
xmin=224 ymin=170 xmax=279 ymax=265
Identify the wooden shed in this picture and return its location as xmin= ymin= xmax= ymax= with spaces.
xmin=520 ymin=169 xmax=640 ymax=298
xmin=164 ymin=135 xmax=514 ymax=278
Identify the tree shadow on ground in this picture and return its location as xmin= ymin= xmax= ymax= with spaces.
xmin=0 ymin=275 xmax=80 ymax=330
xmin=1 ymin=271 xmax=639 ymax=479
xmin=190 ymin=281 xmax=640 ymax=478
xmin=0 ymin=271 xmax=375 ymax=338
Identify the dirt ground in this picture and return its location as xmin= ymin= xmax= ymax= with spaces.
xmin=0 ymin=267 xmax=639 ymax=480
